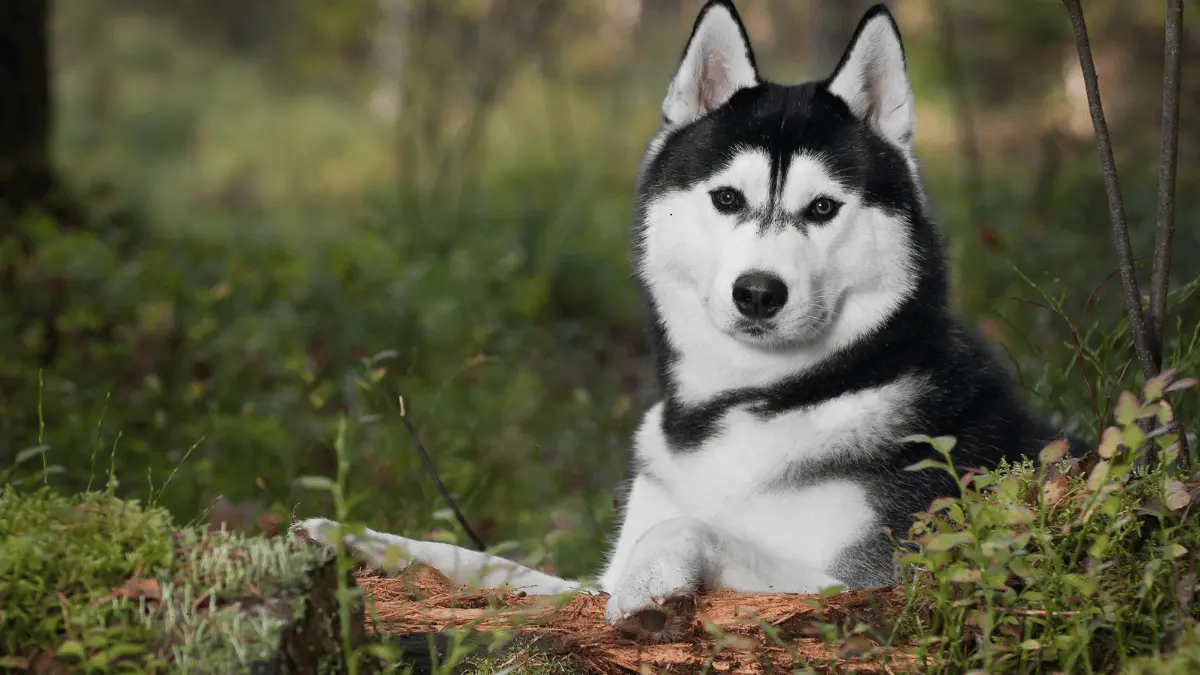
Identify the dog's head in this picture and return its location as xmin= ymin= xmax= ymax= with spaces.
xmin=633 ymin=1 xmax=937 ymax=365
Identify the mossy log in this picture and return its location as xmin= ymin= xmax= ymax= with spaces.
xmin=0 ymin=489 xmax=377 ymax=674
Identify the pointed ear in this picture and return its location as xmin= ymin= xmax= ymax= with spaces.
xmin=825 ymin=5 xmax=915 ymax=150
xmin=662 ymin=0 xmax=760 ymax=127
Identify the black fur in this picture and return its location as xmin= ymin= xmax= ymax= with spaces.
xmin=628 ymin=1 xmax=1088 ymax=584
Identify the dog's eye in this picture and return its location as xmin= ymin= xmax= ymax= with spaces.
xmin=804 ymin=197 xmax=842 ymax=223
xmin=710 ymin=188 xmax=745 ymax=214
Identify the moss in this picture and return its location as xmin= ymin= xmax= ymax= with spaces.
xmin=0 ymin=486 xmax=363 ymax=673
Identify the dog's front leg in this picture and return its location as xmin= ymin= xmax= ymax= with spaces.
xmin=604 ymin=518 xmax=845 ymax=642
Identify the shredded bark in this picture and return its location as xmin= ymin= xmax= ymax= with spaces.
xmin=356 ymin=565 xmax=918 ymax=674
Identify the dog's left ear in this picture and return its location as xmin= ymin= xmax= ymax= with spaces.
xmin=825 ymin=4 xmax=914 ymax=150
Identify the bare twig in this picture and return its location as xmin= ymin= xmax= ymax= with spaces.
xmin=1149 ymin=0 xmax=1184 ymax=370
xmin=1060 ymin=0 xmax=1158 ymax=382
xmin=397 ymin=396 xmax=488 ymax=552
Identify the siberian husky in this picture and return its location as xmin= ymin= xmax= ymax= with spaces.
xmin=293 ymin=0 xmax=1081 ymax=642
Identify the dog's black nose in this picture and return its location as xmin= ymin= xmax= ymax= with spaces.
xmin=732 ymin=273 xmax=788 ymax=319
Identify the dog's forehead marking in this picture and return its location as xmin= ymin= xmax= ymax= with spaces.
xmin=710 ymin=148 xmax=772 ymax=207
xmin=780 ymin=153 xmax=850 ymax=213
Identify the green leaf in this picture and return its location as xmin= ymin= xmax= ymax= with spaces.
xmin=1086 ymin=461 xmax=1110 ymax=492
xmin=949 ymin=567 xmax=982 ymax=583
xmin=1009 ymin=557 xmax=1033 ymax=578
xmin=819 ymin=584 xmax=847 ymax=598
xmin=1123 ymin=424 xmax=1146 ymax=451
xmin=56 ymin=640 xmax=86 ymax=660
xmin=905 ymin=459 xmax=950 ymax=473
xmin=1114 ymin=391 xmax=1139 ymax=426
xmin=294 ymin=476 xmax=336 ymax=492
xmin=923 ymin=532 xmax=975 ymax=552
xmin=1144 ymin=371 xmax=1172 ymax=402
xmin=1167 ymin=543 xmax=1188 ymax=560
xmin=14 ymin=444 xmax=50 ymax=465
xmin=901 ymin=434 xmax=957 ymax=456
xmin=1158 ymin=401 xmax=1176 ymax=425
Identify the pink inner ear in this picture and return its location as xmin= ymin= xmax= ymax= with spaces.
xmin=699 ymin=55 xmax=732 ymax=112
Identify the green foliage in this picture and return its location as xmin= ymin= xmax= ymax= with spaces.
xmin=0 ymin=489 xmax=174 ymax=662
xmin=0 ymin=486 xmax=350 ymax=672
xmin=805 ymin=375 xmax=1199 ymax=673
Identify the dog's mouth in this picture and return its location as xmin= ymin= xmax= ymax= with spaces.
xmin=733 ymin=319 xmax=775 ymax=338
xmin=727 ymin=306 xmax=834 ymax=349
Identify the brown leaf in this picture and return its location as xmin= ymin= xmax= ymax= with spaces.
xmin=1165 ymin=479 xmax=1191 ymax=511
xmin=1043 ymin=473 xmax=1069 ymax=508
xmin=1097 ymin=427 xmax=1122 ymax=459
xmin=112 ymin=576 xmax=162 ymax=601
xmin=257 ymin=512 xmax=281 ymax=538
xmin=1176 ymin=571 xmax=1196 ymax=617
xmin=838 ymin=635 xmax=876 ymax=659
xmin=1166 ymin=377 xmax=1198 ymax=394
xmin=1040 ymin=440 xmax=1069 ymax=464
xmin=29 ymin=652 xmax=72 ymax=675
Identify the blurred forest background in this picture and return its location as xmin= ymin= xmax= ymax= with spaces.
xmin=2 ymin=0 xmax=1199 ymax=580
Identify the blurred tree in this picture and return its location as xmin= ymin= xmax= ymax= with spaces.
xmin=809 ymin=0 xmax=874 ymax=73
xmin=0 ymin=0 xmax=54 ymax=223
xmin=0 ymin=0 xmax=72 ymax=369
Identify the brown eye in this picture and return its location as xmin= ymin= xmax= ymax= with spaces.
xmin=710 ymin=187 xmax=745 ymax=214
xmin=805 ymin=197 xmax=841 ymax=223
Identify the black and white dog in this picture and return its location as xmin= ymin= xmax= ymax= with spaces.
xmin=294 ymin=1 xmax=1080 ymax=642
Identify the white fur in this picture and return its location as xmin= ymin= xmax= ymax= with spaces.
xmin=639 ymin=149 xmax=916 ymax=403
xmin=661 ymin=2 xmax=758 ymax=126
xmin=597 ymin=375 xmax=923 ymax=619
xmin=827 ymin=11 xmax=915 ymax=152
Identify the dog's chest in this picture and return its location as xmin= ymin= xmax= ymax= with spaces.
xmin=635 ymin=381 xmax=918 ymax=565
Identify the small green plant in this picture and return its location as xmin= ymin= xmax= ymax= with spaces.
xmin=862 ymin=372 xmax=1198 ymax=673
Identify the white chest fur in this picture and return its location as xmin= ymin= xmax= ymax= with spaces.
xmin=633 ymin=376 xmax=923 ymax=571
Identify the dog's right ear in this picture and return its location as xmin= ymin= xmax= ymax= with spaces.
xmin=661 ymin=0 xmax=760 ymax=128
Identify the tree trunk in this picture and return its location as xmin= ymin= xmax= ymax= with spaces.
xmin=0 ymin=0 xmax=55 ymax=226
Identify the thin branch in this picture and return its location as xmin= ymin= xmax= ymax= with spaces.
xmin=1149 ymin=0 xmax=1184 ymax=370
xmin=1060 ymin=0 xmax=1158 ymax=382
xmin=398 ymin=395 xmax=488 ymax=552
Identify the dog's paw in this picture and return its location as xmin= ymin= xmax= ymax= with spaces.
xmin=606 ymin=594 xmax=696 ymax=643
xmin=290 ymin=517 xmax=342 ymax=547
xmin=604 ymin=559 xmax=701 ymax=643
xmin=289 ymin=517 xmax=413 ymax=573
